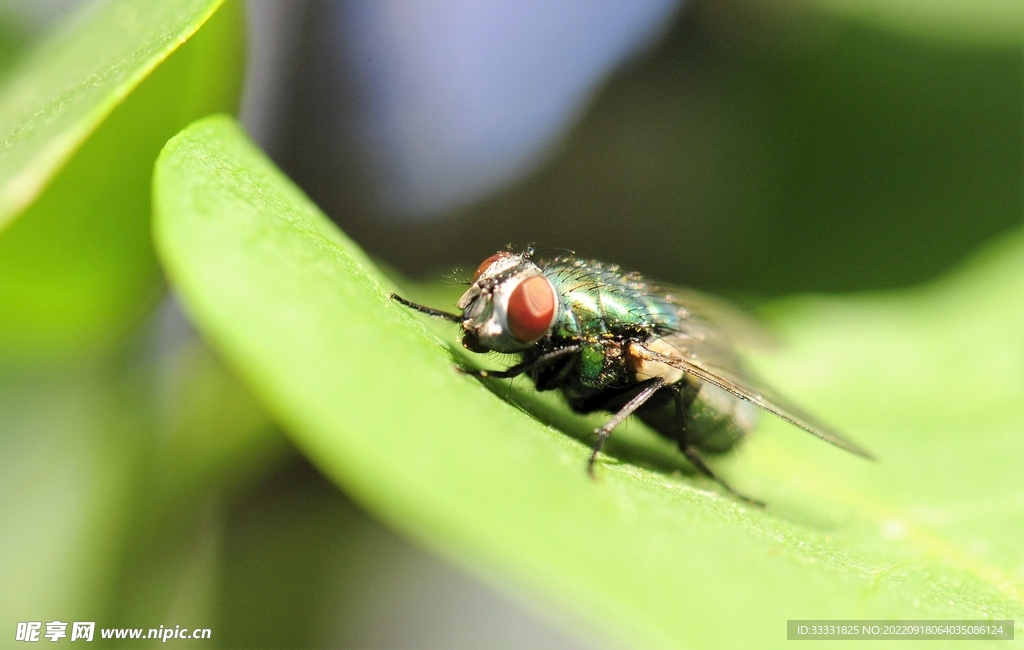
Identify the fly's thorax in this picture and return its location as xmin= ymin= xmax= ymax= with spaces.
xmin=457 ymin=252 xmax=559 ymax=353
xmin=542 ymin=257 xmax=671 ymax=339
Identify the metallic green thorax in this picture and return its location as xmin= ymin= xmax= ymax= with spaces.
xmin=539 ymin=256 xmax=680 ymax=386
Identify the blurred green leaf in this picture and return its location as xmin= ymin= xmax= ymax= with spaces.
xmin=154 ymin=115 xmax=1024 ymax=649
xmin=0 ymin=0 xmax=244 ymax=363
xmin=796 ymin=0 xmax=1022 ymax=47
xmin=0 ymin=0 xmax=235 ymax=224
xmin=0 ymin=332 xmax=284 ymax=631
xmin=0 ymin=18 xmax=27 ymax=80
xmin=0 ymin=366 xmax=145 ymax=624
xmin=107 ymin=335 xmax=287 ymax=630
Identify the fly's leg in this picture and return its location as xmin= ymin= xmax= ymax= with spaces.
xmin=672 ymin=384 xmax=765 ymax=508
xmin=460 ymin=345 xmax=580 ymax=379
xmin=389 ymin=293 xmax=462 ymax=322
xmin=681 ymin=447 xmax=765 ymax=509
xmin=587 ymin=378 xmax=665 ymax=477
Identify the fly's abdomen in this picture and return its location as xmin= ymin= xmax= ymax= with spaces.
xmin=636 ymin=382 xmax=758 ymax=454
xmin=686 ymin=384 xmax=758 ymax=452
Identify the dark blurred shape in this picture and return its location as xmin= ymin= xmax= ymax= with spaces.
xmin=271 ymin=0 xmax=1022 ymax=294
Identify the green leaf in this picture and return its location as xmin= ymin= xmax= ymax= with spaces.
xmin=0 ymin=366 xmax=146 ymax=623
xmin=0 ymin=0 xmax=244 ymax=363
xmin=795 ymin=0 xmax=1022 ymax=47
xmin=0 ymin=337 xmax=284 ymax=628
xmin=154 ymin=115 xmax=1024 ymax=649
xmin=106 ymin=336 xmax=288 ymax=628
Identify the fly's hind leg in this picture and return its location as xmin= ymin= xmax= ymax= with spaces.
xmin=681 ymin=447 xmax=765 ymax=509
xmin=587 ymin=378 xmax=665 ymax=477
xmin=671 ymin=384 xmax=765 ymax=508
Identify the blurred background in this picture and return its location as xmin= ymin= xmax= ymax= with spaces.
xmin=0 ymin=0 xmax=1020 ymax=647
xmin=246 ymin=0 xmax=1021 ymax=294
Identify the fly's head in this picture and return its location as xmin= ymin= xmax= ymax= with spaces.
xmin=457 ymin=252 xmax=559 ymax=353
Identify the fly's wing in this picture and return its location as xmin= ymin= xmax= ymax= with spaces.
xmin=648 ymin=283 xmax=779 ymax=352
xmin=642 ymin=304 xmax=875 ymax=460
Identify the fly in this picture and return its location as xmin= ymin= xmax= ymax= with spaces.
xmin=390 ymin=249 xmax=874 ymax=507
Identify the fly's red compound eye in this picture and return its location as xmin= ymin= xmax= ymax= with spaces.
xmin=506 ymin=276 xmax=556 ymax=343
xmin=472 ymin=252 xmax=512 ymax=283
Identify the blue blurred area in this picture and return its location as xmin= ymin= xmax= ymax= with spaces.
xmin=328 ymin=0 xmax=682 ymax=217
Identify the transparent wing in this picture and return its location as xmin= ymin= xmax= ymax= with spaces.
xmin=636 ymin=321 xmax=875 ymax=460
xmin=647 ymin=283 xmax=779 ymax=352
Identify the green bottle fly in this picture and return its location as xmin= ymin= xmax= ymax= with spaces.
xmin=391 ymin=249 xmax=872 ymax=506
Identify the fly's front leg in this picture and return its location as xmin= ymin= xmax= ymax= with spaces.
xmin=672 ymin=383 xmax=765 ymax=508
xmin=587 ymin=378 xmax=665 ymax=477
xmin=389 ymin=293 xmax=462 ymax=322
